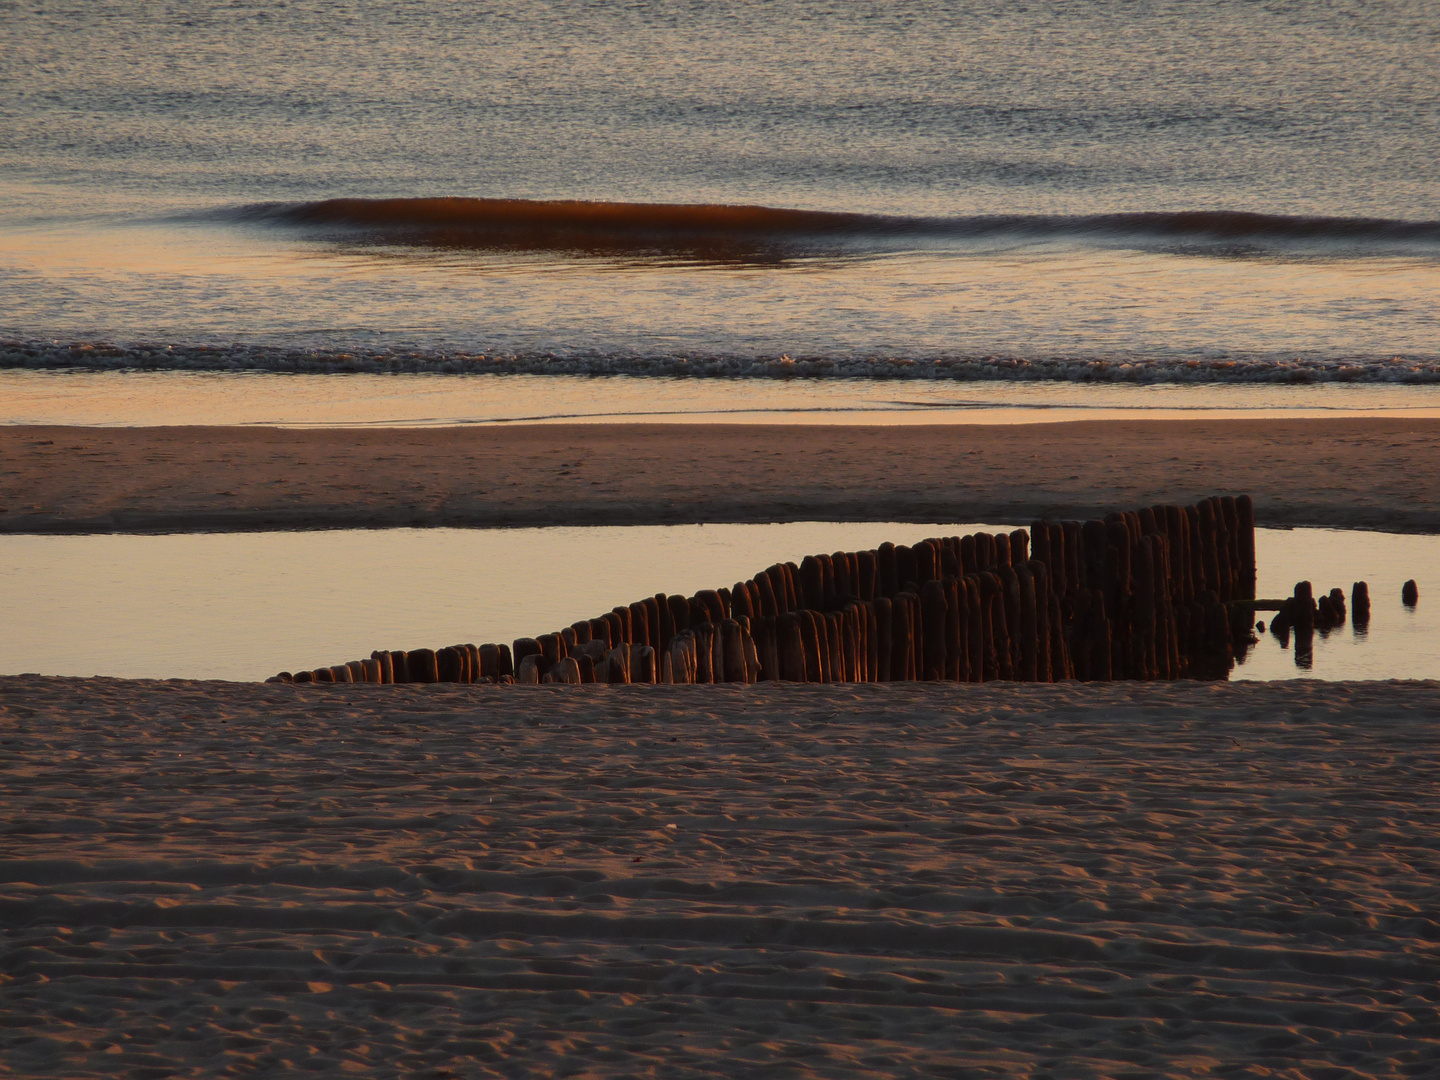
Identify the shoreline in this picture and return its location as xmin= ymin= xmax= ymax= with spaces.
xmin=3 ymin=417 xmax=1438 ymax=535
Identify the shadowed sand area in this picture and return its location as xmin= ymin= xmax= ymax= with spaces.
xmin=2 ymin=676 xmax=1438 ymax=1077
xmin=3 ymin=417 xmax=1439 ymax=533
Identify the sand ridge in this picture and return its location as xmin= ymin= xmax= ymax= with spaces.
xmin=3 ymin=417 xmax=1439 ymax=533
xmin=2 ymin=676 xmax=1438 ymax=1077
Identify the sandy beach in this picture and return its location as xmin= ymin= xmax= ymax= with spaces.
xmin=4 ymin=417 xmax=1439 ymax=533
xmin=2 ymin=675 xmax=1438 ymax=1077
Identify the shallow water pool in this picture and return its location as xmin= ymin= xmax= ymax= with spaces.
xmin=0 ymin=523 xmax=1434 ymax=683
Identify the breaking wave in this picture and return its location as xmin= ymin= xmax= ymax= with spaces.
xmin=215 ymin=198 xmax=1440 ymax=259
xmin=6 ymin=339 xmax=1440 ymax=384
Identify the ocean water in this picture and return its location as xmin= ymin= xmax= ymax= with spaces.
xmin=2 ymin=0 xmax=1439 ymax=413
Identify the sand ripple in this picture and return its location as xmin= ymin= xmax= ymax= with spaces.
xmin=2 ymin=677 xmax=1439 ymax=1077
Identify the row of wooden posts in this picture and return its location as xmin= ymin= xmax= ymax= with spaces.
xmin=271 ymin=494 xmax=1257 ymax=686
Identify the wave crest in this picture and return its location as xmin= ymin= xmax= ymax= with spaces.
xmin=220 ymin=198 xmax=1440 ymax=258
xmin=6 ymin=339 xmax=1440 ymax=385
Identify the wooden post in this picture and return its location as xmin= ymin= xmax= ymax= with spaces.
xmin=906 ymin=592 xmax=923 ymax=681
xmin=798 ymin=613 xmax=822 ymax=683
xmin=629 ymin=645 xmax=656 ymax=684
xmin=1104 ymin=519 xmax=1131 ymax=679
xmin=914 ymin=541 xmax=938 ymax=585
xmin=605 ymin=645 xmax=632 ymax=684
xmin=596 ymin=612 xmax=617 ymax=647
xmin=389 ymin=650 xmax=410 ymax=683
xmin=371 ymin=651 xmax=395 ymax=684
xmin=1197 ymin=500 xmax=1221 ymax=598
xmin=622 ymin=602 xmax=645 ymax=646
xmin=857 ymin=550 xmax=878 ymax=601
xmin=989 ymin=581 xmax=1013 ymax=681
xmin=865 ymin=603 xmax=879 ymax=682
xmin=959 ymin=534 xmax=977 ymax=576
xmin=896 ymin=545 xmax=917 ymax=591
xmin=1081 ymin=520 xmax=1107 ymax=601
xmin=1030 ymin=520 xmax=1049 ymax=568
xmin=551 ymin=657 xmax=582 ymax=684
xmin=921 ymin=580 xmax=947 ymax=681
xmin=830 ymin=551 xmax=853 ymax=599
xmin=721 ymin=619 xmax=747 ymax=682
xmin=1352 ymin=581 xmax=1371 ymax=625
xmin=644 ymin=596 xmax=664 ymax=648
xmin=409 ymin=648 xmax=439 ymax=684
xmin=977 ymin=573 xmax=1001 ymax=681
xmin=826 ymin=611 xmax=846 ymax=682
xmin=1063 ymin=521 xmax=1084 ymax=596
xmin=1010 ymin=529 xmax=1029 ymax=565
xmin=1236 ymin=494 xmax=1256 ymax=600
xmin=777 ymin=614 xmax=807 ymax=681
xmin=890 ymin=594 xmax=913 ymax=681
xmin=752 ymin=615 xmax=779 ymax=681
xmin=730 ymin=582 xmax=755 ymax=622
xmin=743 ymin=626 xmax=761 ymax=683
xmin=694 ymin=587 xmax=725 ymax=622
xmin=512 ymin=638 xmax=542 ymax=678
xmin=961 ymin=576 xmax=981 ymax=681
xmin=993 ymin=533 xmax=1011 ymax=569
xmin=436 ymin=646 xmax=462 ymax=683
xmin=1029 ymin=561 xmax=1051 ymax=682
xmin=692 ymin=623 xmax=714 ymax=683
xmin=801 ymin=556 xmax=825 ymax=611
xmin=1049 ymin=591 xmax=1070 ymax=680
xmin=1015 ymin=563 xmax=1039 ymax=682
xmin=874 ymin=597 xmax=893 ymax=681
xmin=1220 ymin=496 xmax=1241 ymax=600
xmin=818 ymin=553 xmax=837 ymax=609
xmin=998 ymin=566 xmax=1022 ymax=677
xmin=1294 ymin=581 xmax=1315 ymax=629
xmin=1132 ymin=537 xmax=1156 ymax=680
xmin=813 ymin=611 xmax=834 ymax=682
xmin=669 ymin=633 xmax=695 ymax=683
xmin=944 ymin=578 xmax=962 ymax=681
xmin=516 ymin=655 xmax=543 ymax=683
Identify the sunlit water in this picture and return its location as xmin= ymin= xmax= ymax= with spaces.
xmin=0 ymin=524 xmax=1432 ymax=682
xmin=2 ymin=1 xmax=1438 ymax=387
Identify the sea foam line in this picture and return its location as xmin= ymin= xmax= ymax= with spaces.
xmin=4 ymin=340 xmax=1440 ymax=384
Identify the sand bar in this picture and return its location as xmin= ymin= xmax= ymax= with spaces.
xmin=2 ymin=676 xmax=1438 ymax=1076
xmin=3 ymin=417 xmax=1438 ymax=533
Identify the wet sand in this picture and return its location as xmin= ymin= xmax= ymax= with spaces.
xmin=3 ymin=417 xmax=1439 ymax=533
xmin=3 ymin=675 xmax=1438 ymax=1078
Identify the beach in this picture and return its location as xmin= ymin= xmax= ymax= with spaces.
xmin=4 ymin=417 xmax=1439 ymax=534
xmin=6 ymin=0 xmax=1440 ymax=1074
xmin=2 ymin=675 xmax=1437 ymax=1077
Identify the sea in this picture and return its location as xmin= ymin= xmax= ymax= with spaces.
xmin=2 ymin=0 xmax=1439 ymax=425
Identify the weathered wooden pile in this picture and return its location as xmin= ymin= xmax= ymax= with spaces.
xmin=272 ymin=494 xmax=1259 ymax=686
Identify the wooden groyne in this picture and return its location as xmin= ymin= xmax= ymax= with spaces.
xmin=272 ymin=495 xmax=1262 ymax=685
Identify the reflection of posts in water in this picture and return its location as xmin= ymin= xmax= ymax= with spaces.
xmin=1293 ymin=624 xmax=1314 ymax=670
xmin=1271 ymin=617 xmax=1291 ymax=649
